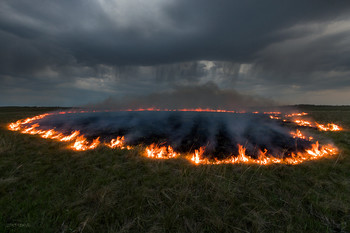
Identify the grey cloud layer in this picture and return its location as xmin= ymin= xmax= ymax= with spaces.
xmin=1 ymin=0 xmax=350 ymax=105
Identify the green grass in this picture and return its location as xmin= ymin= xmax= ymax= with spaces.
xmin=0 ymin=107 xmax=349 ymax=232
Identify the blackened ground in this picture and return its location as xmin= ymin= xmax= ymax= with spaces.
xmin=32 ymin=111 xmax=313 ymax=159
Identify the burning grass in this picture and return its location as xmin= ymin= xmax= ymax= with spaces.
xmin=7 ymin=109 xmax=340 ymax=165
xmin=1 ymin=106 xmax=349 ymax=232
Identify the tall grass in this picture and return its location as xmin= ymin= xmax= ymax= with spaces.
xmin=0 ymin=107 xmax=349 ymax=232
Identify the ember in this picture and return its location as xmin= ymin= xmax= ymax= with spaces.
xmin=8 ymin=109 xmax=340 ymax=165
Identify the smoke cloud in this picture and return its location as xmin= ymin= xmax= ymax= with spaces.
xmin=89 ymin=82 xmax=277 ymax=111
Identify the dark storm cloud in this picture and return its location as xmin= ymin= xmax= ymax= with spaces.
xmin=1 ymin=0 xmax=350 ymax=105
xmin=2 ymin=0 xmax=350 ymax=68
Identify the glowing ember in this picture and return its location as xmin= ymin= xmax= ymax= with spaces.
xmin=284 ymin=112 xmax=308 ymax=117
xmin=264 ymin=112 xmax=282 ymax=115
xmin=7 ymin=109 xmax=341 ymax=165
xmin=125 ymin=107 xmax=238 ymax=113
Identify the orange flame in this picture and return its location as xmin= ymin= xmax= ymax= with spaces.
xmin=105 ymin=136 xmax=127 ymax=149
xmin=60 ymin=131 xmax=80 ymax=141
xmin=71 ymin=136 xmax=100 ymax=151
xmin=144 ymin=144 xmax=178 ymax=159
xmin=188 ymin=142 xmax=337 ymax=165
xmin=9 ymin=113 xmax=52 ymax=131
xmin=293 ymin=119 xmax=343 ymax=132
xmin=316 ymin=123 xmax=342 ymax=131
xmin=294 ymin=119 xmax=313 ymax=127
xmin=125 ymin=108 xmax=238 ymax=113
xmin=290 ymin=129 xmax=313 ymax=141
xmin=269 ymin=115 xmax=281 ymax=120
xmin=264 ymin=112 xmax=282 ymax=115
xmin=284 ymin=112 xmax=308 ymax=117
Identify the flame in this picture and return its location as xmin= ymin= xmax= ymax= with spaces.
xmin=60 ymin=131 xmax=80 ymax=141
xmin=294 ymin=119 xmax=313 ymax=127
xmin=264 ymin=112 xmax=281 ymax=115
xmin=190 ymin=147 xmax=206 ymax=164
xmin=105 ymin=136 xmax=126 ymax=149
xmin=7 ymin=110 xmax=340 ymax=165
xmin=71 ymin=136 xmax=100 ymax=151
xmin=316 ymin=123 xmax=342 ymax=131
xmin=144 ymin=144 xmax=178 ymax=159
xmin=9 ymin=113 xmax=52 ymax=131
xmin=290 ymin=129 xmax=313 ymax=141
xmin=293 ymin=119 xmax=343 ymax=132
xmin=125 ymin=107 xmax=238 ymax=113
xmin=188 ymin=142 xmax=337 ymax=165
xmin=269 ymin=115 xmax=281 ymax=120
xmin=285 ymin=112 xmax=308 ymax=117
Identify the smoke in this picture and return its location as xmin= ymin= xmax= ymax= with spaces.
xmin=87 ymin=82 xmax=278 ymax=111
xmin=33 ymin=110 xmax=312 ymax=159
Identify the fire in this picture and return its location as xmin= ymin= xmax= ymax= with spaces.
xmin=305 ymin=141 xmax=337 ymax=157
xmin=316 ymin=123 xmax=342 ymax=131
xmin=8 ymin=113 xmax=52 ymax=131
xmin=188 ymin=142 xmax=337 ymax=165
xmin=190 ymin=147 xmax=206 ymax=164
xmin=61 ymin=131 xmax=80 ymax=141
xmin=125 ymin=107 xmax=238 ymax=113
xmin=106 ymin=136 xmax=126 ymax=149
xmin=285 ymin=112 xmax=308 ymax=117
xmin=144 ymin=144 xmax=178 ymax=159
xmin=269 ymin=115 xmax=281 ymax=120
xmin=264 ymin=111 xmax=282 ymax=115
xmin=293 ymin=119 xmax=342 ymax=131
xmin=7 ymin=109 xmax=341 ymax=165
xmin=71 ymin=136 xmax=100 ymax=151
xmin=177 ymin=108 xmax=236 ymax=113
xmin=290 ymin=129 xmax=313 ymax=140
xmin=294 ymin=119 xmax=313 ymax=127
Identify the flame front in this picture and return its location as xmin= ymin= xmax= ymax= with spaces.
xmin=188 ymin=142 xmax=337 ymax=165
xmin=8 ymin=110 xmax=342 ymax=165
xmin=71 ymin=136 xmax=100 ymax=151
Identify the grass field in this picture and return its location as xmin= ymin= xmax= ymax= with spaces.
xmin=0 ymin=106 xmax=349 ymax=232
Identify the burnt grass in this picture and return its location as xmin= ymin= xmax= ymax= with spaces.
xmin=29 ymin=111 xmax=314 ymax=160
xmin=0 ymin=106 xmax=350 ymax=232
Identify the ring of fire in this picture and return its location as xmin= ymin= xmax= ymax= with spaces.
xmin=8 ymin=109 xmax=341 ymax=165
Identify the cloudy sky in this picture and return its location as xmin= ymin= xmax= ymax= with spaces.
xmin=1 ymin=0 xmax=350 ymax=106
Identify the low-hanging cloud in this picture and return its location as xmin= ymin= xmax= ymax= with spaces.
xmin=1 ymin=0 xmax=350 ymax=106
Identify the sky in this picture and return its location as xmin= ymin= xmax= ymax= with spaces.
xmin=1 ymin=0 xmax=350 ymax=107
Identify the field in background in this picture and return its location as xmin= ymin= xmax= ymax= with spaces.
xmin=0 ymin=106 xmax=349 ymax=232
